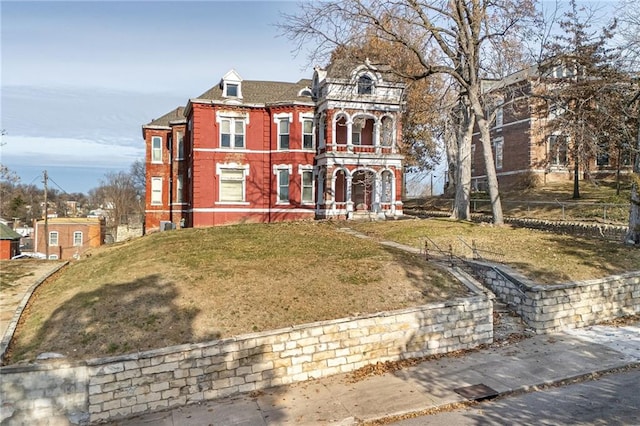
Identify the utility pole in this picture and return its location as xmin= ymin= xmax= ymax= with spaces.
xmin=43 ymin=170 xmax=49 ymax=259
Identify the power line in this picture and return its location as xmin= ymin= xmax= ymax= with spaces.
xmin=47 ymin=175 xmax=68 ymax=194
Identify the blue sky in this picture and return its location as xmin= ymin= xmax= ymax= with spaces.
xmin=0 ymin=1 xmax=620 ymax=195
xmin=1 ymin=0 xmax=310 ymax=194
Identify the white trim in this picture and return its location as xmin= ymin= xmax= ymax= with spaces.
xmin=151 ymin=177 xmax=163 ymax=205
xmin=274 ymin=113 xmax=293 ymax=150
xmin=73 ymin=231 xmax=83 ymax=247
xmin=216 ymin=113 xmax=248 ymax=149
xmin=298 ymin=165 xmax=315 ymax=204
xmin=175 ymin=131 xmax=184 ymax=160
xmin=273 ymin=112 xmax=293 ymax=123
xmin=473 ymin=117 xmax=530 ymax=136
xmin=299 ymin=113 xmax=315 ymax=150
xmin=273 ymin=164 xmax=293 ymax=205
xmin=493 ymin=136 xmax=504 ymax=170
xmin=192 ymin=207 xmax=315 ymax=214
xmin=194 ymin=148 xmax=316 ymax=154
xmin=216 ymin=163 xmax=250 ymax=203
xmin=49 ymin=231 xmax=59 ymax=246
xmin=272 ymin=164 xmax=293 ymax=175
xmin=215 ymin=110 xmax=250 ymax=125
xmin=151 ymin=136 xmax=163 ymax=164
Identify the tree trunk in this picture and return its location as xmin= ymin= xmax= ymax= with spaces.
xmin=469 ymin=90 xmax=504 ymax=225
xmin=451 ymin=100 xmax=473 ymax=220
xmin=624 ymin=121 xmax=640 ymax=246
xmin=572 ymin=142 xmax=581 ymax=199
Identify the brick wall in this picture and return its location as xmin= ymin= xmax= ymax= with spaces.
xmin=0 ymin=296 xmax=492 ymax=425
xmin=467 ymin=260 xmax=640 ymax=333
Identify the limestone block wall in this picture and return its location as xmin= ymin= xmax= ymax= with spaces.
xmin=0 ymin=296 xmax=492 ymax=425
xmin=0 ymin=363 xmax=89 ymax=425
xmin=467 ymin=260 xmax=640 ymax=333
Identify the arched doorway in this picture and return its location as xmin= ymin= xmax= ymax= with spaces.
xmin=352 ymin=170 xmax=375 ymax=211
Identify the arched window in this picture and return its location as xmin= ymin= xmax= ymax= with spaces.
xmin=357 ymin=75 xmax=373 ymax=95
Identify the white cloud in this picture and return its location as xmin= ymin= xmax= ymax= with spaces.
xmin=1 ymin=135 xmax=143 ymax=169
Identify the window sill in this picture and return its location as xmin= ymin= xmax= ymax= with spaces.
xmin=216 ymin=202 xmax=250 ymax=205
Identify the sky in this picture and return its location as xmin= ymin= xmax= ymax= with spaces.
xmin=0 ymin=1 xmax=621 ymax=196
xmin=1 ymin=0 xmax=311 ymax=194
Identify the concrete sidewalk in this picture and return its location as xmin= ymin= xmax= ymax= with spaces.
xmin=112 ymin=322 xmax=640 ymax=426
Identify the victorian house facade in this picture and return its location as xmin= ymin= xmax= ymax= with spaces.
xmin=470 ymin=65 xmax=634 ymax=191
xmin=142 ymin=62 xmax=405 ymax=232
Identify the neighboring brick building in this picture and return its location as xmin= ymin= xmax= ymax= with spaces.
xmin=0 ymin=223 xmax=21 ymax=260
xmin=142 ymin=61 xmax=405 ymax=231
xmin=34 ymin=218 xmax=105 ymax=260
xmin=471 ymin=66 xmax=634 ymax=191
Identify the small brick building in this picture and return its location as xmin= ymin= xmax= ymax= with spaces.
xmin=142 ymin=61 xmax=406 ymax=232
xmin=0 ymin=223 xmax=22 ymax=260
xmin=34 ymin=218 xmax=105 ymax=260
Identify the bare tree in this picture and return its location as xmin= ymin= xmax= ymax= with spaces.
xmin=619 ymin=1 xmax=640 ymax=245
xmin=535 ymin=0 xmax=631 ymax=199
xmin=96 ymin=170 xmax=139 ymax=229
xmin=280 ymin=0 xmax=535 ymax=224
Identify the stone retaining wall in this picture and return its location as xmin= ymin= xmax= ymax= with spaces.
xmin=467 ymin=260 xmax=640 ymax=333
xmin=406 ymin=210 xmax=628 ymax=241
xmin=0 ymin=296 xmax=492 ymax=425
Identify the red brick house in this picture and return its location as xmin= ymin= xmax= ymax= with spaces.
xmin=471 ymin=66 xmax=634 ymax=191
xmin=34 ymin=218 xmax=105 ymax=260
xmin=142 ymin=61 xmax=405 ymax=231
xmin=0 ymin=223 xmax=22 ymax=260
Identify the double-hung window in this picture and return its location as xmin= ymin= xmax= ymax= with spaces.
xmin=493 ymin=137 xmax=504 ymax=170
xmin=151 ymin=177 xmax=162 ymax=205
xmin=49 ymin=231 xmax=59 ymax=246
xmin=73 ymin=231 xmax=83 ymax=246
xmin=151 ymin=136 xmax=162 ymax=163
xmin=278 ymin=170 xmax=289 ymax=203
xmin=301 ymin=170 xmax=313 ymax=203
xmin=175 ymin=131 xmax=184 ymax=160
xmin=279 ymin=118 xmax=290 ymax=150
xmin=302 ymin=119 xmax=314 ymax=150
xmin=219 ymin=168 xmax=246 ymax=202
xmin=274 ymin=165 xmax=292 ymax=204
xmin=176 ymin=175 xmax=184 ymax=203
xmin=220 ymin=118 xmax=245 ymax=149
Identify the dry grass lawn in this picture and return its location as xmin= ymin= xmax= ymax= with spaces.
xmin=349 ymin=218 xmax=640 ymax=284
xmin=6 ymin=221 xmax=466 ymax=363
xmin=7 ymin=216 xmax=639 ymax=365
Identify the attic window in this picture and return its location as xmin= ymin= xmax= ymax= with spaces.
xmin=357 ymin=75 xmax=373 ymax=95
xmin=226 ymin=83 xmax=239 ymax=97
xmin=299 ymin=88 xmax=313 ymax=97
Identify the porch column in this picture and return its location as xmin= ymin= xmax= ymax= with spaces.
xmin=373 ymin=172 xmax=382 ymax=212
xmin=346 ymin=174 xmax=354 ymax=214
xmin=374 ymin=120 xmax=381 ymax=154
xmin=346 ymin=119 xmax=353 ymax=152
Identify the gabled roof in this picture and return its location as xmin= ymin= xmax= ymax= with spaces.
xmin=194 ymin=79 xmax=314 ymax=105
xmin=0 ymin=223 xmax=22 ymax=240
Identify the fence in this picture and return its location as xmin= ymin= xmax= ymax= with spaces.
xmin=434 ymin=199 xmax=631 ymax=225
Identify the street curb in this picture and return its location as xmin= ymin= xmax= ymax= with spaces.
xmin=360 ymin=361 xmax=640 ymax=425
xmin=0 ymin=261 xmax=68 ymax=364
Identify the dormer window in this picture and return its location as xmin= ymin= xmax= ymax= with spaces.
xmin=226 ymin=83 xmax=238 ymax=97
xmin=357 ymin=75 xmax=373 ymax=95
xmin=221 ymin=69 xmax=243 ymax=99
